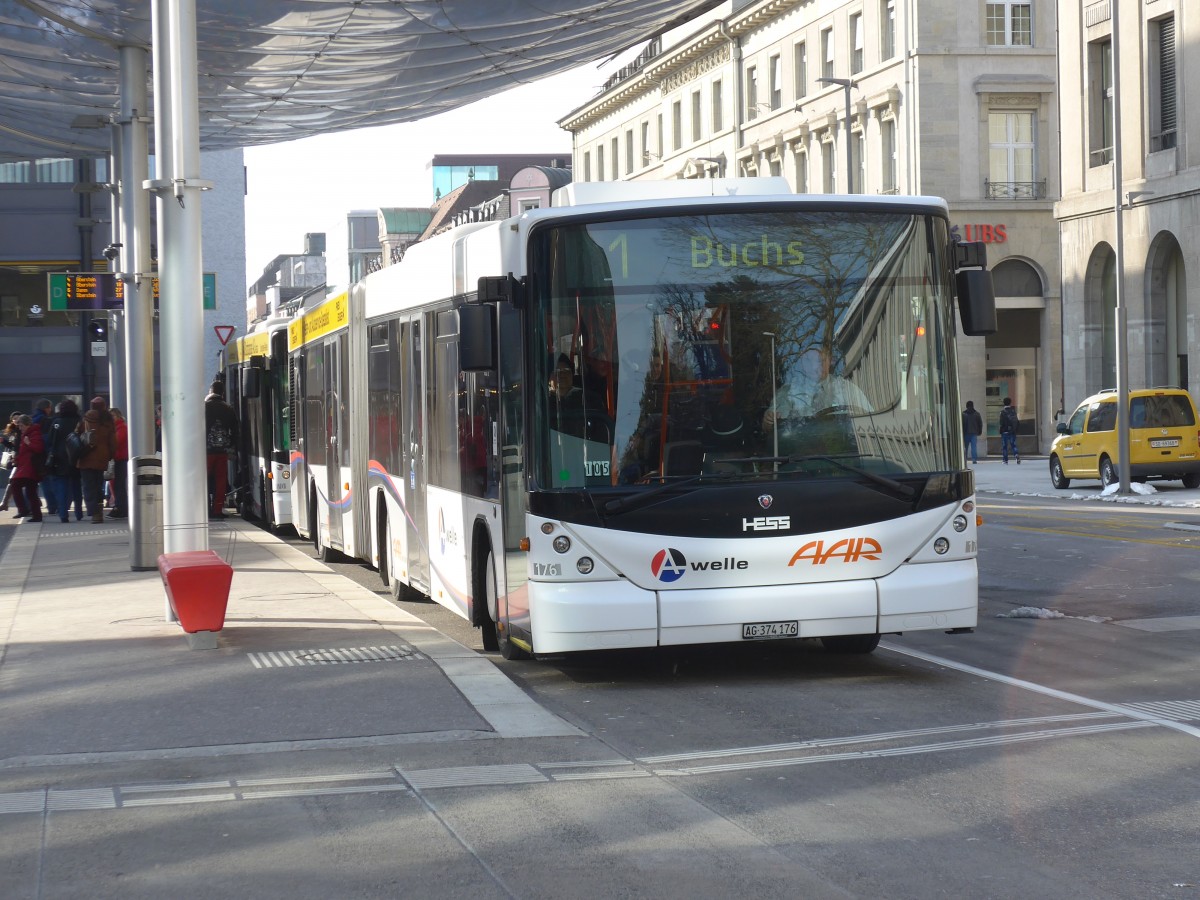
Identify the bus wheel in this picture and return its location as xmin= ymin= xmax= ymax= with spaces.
xmin=384 ymin=517 xmax=424 ymax=603
xmin=478 ymin=547 xmax=499 ymax=652
xmin=821 ymin=633 xmax=881 ymax=654
xmin=312 ymin=493 xmax=337 ymax=563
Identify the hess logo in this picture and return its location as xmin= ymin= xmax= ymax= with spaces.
xmin=788 ymin=537 xmax=882 ymax=566
xmin=743 ymin=515 xmax=790 ymax=532
xmin=650 ymin=548 xmax=688 ymax=583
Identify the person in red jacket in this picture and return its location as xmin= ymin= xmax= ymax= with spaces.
xmin=10 ymin=414 xmax=45 ymax=522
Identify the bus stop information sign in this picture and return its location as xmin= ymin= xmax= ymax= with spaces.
xmin=47 ymin=273 xmax=217 ymax=310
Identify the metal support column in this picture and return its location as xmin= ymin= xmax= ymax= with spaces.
xmin=119 ymin=43 xmax=161 ymax=568
xmin=1111 ymin=0 xmax=1131 ymax=494
xmin=149 ymin=0 xmax=211 ymax=571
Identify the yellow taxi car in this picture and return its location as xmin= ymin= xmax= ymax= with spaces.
xmin=1050 ymin=388 xmax=1200 ymax=489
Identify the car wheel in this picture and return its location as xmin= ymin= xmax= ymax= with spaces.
xmin=1050 ymin=455 xmax=1070 ymax=489
xmin=821 ymin=633 xmax=881 ymax=654
xmin=1182 ymin=473 xmax=1200 ymax=489
xmin=1099 ymin=456 xmax=1117 ymax=488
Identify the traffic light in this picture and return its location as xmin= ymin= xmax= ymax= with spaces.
xmin=88 ymin=317 xmax=109 ymax=343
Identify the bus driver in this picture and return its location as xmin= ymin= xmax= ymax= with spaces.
xmin=762 ymin=345 xmax=871 ymax=456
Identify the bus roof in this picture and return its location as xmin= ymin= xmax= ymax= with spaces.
xmin=549 ymin=178 xmax=949 ymax=217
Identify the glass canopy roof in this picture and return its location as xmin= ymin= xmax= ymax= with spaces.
xmin=0 ymin=0 xmax=718 ymax=160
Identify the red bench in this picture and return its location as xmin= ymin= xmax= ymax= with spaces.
xmin=157 ymin=550 xmax=233 ymax=634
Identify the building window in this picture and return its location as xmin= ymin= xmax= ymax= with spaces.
xmin=583 ymin=151 xmax=591 ymax=182
xmin=672 ymin=100 xmax=682 ymax=151
xmin=986 ymin=1 xmax=1032 ymax=47
xmin=692 ymin=90 xmax=702 ymax=142
xmin=611 ymin=137 xmax=619 ymax=178
xmin=822 ymin=28 xmax=835 ymax=79
xmin=881 ymin=118 xmax=897 ymax=192
xmin=987 ymin=111 xmax=1038 ymax=198
xmin=795 ymin=150 xmax=809 ymax=193
xmin=822 ymin=140 xmax=836 ymax=192
xmin=769 ymin=54 xmax=782 ymax=110
xmin=746 ymin=66 xmax=759 ymax=120
xmin=769 ymin=154 xmax=782 ymax=177
xmin=880 ymin=0 xmax=896 ymax=60
xmin=640 ymin=121 xmax=650 ymax=167
xmin=657 ymin=113 xmax=664 ymax=158
xmin=596 ymin=144 xmax=604 ymax=181
xmin=794 ymin=42 xmax=807 ymax=99
xmin=849 ymin=13 xmax=864 ymax=74
xmin=712 ymin=80 xmax=724 ymax=132
xmin=625 ymin=129 xmax=634 ymax=174
xmin=1150 ymin=16 xmax=1177 ymax=151
xmin=1089 ymin=38 xmax=1114 ymax=167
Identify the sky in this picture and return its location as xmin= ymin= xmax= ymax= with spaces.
xmin=241 ymin=60 xmax=614 ymax=289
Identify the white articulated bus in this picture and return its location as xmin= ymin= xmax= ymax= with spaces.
xmin=220 ymin=315 xmax=294 ymax=530
xmin=286 ymin=178 xmax=996 ymax=659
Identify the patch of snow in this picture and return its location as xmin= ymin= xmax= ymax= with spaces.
xmin=997 ymin=606 xmax=1065 ymax=619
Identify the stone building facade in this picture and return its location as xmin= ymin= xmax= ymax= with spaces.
xmin=1056 ymin=0 xmax=1194 ymax=405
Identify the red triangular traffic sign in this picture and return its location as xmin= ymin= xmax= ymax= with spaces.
xmin=215 ymin=325 xmax=235 ymax=345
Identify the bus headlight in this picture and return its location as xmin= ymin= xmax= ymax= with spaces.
xmin=576 ymin=557 xmax=594 ymax=575
xmin=552 ymin=535 xmax=571 ymax=554
xmin=952 ymin=515 xmax=968 ymax=532
xmin=933 ymin=537 xmax=950 ymax=555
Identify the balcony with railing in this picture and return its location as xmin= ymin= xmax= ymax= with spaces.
xmin=984 ymin=179 xmax=1047 ymax=200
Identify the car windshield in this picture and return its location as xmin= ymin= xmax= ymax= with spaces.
xmin=527 ymin=208 xmax=960 ymax=491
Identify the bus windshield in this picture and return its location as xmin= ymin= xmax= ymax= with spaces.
xmin=528 ymin=209 xmax=958 ymax=491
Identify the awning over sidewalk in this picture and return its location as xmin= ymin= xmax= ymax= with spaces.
xmin=0 ymin=0 xmax=720 ymax=159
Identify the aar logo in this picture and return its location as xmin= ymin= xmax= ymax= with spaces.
xmin=650 ymin=548 xmax=688 ymax=583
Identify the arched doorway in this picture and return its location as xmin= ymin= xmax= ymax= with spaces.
xmin=1145 ymin=233 xmax=1187 ymax=389
xmin=1083 ymin=243 xmax=1117 ymax=391
xmin=984 ymin=258 xmax=1044 ymax=454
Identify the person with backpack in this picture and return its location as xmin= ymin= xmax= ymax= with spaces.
xmin=46 ymin=399 xmax=84 ymax=523
xmin=998 ymin=396 xmax=1020 ymax=464
xmin=962 ymin=400 xmax=984 ymax=464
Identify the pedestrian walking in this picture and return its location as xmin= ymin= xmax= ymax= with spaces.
xmin=77 ymin=397 xmax=117 ymax=523
xmin=999 ymin=396 xmax=1020 ymax=464
xmin=9 ymin=414 xmax=45 ymax=522
xmin=962 ymin=400 xmax=983 ymax=464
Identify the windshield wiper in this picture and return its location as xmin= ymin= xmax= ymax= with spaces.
xmin=722 ymin=453 xmax=918 ymax=501
xmin=602 ymin=470 xmax=735 ymax=516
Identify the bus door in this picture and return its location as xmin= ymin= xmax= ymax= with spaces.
xmin=400 ymin=317 xmax=429 ymax=592
xmin=323 ymin=336 xmax=344 ymax=550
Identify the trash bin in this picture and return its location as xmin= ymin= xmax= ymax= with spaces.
xmin=130 ymin=454 xmax=164 ymax=570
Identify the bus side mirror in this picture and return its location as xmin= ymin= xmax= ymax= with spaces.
xmin=477 ymin=273 xmax=524 ymax=307
xmin=242 ymin=367 xmax=262 ymax=399
xmin=955 ymin=269 xmax=997 ymax=336
xmin=954 ymin=240 xmax=997 ymax=336
xmin=459 ymin=304 xmax=496 ymax=371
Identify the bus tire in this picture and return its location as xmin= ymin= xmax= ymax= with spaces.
xmin=821 ymin=633 xmax=881 ymax=654
xmin=477 ymin=546 xmax=499 ymax=652
xmin=312 ymin=490 xmax=339 ymax=563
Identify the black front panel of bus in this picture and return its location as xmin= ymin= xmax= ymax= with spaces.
xmin=527 ymin=469 xmax=972 ymax=538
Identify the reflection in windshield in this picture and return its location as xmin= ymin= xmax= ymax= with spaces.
xmin=529 ymin=210 xmax=957 ymax=490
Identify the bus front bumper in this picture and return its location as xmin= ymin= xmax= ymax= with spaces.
xmin=527 ymin=559 xmax=977 ymax=654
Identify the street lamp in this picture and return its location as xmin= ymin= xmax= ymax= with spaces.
xmin=818 ymin=76 xmax=855 ymax=193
